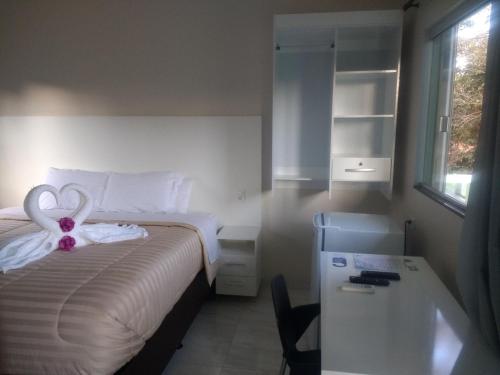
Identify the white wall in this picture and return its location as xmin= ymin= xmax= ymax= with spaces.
xmin=0 ymin=0 xmax=401 ymax=287
xmin=0 ymin=116 xmax=262 ymax=227
xmin=391 ymin=0 xmax=464 ymax=299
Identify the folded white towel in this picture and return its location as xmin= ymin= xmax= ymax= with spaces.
xmin=0 ymin=184 xmax=148 ymax=273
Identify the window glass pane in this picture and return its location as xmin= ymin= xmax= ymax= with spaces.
xmin=445 ymin=4 xmax=491 ymax=203
xmin=428 ymin=27 xmax=456 ymax=193
xmin=423 ymin=3 xmax=491 ymax=207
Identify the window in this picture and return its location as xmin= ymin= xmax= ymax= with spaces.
xmin=420 ymin=3 xmax=492 ymax=212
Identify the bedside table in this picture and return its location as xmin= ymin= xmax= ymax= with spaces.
xmin=216 ymin=226 xmax=261 ymax=297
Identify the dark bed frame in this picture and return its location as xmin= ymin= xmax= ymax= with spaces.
xmin=116 ymin=270 xmax=214 ymax=374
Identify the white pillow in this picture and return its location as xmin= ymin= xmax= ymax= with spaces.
xmin=39 ymin=168 xmax=109 ymax=210
xmin=175 ymin=178 xmax=193 ymax=213
xmin=102 ymin=171 xmax=182 ymax=213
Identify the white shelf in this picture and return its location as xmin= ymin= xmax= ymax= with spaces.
xmin=336 ymin=69 xmax=397 ymax=75
xmin=333 ymin=114 xmax=394 ymax=119
xmin=331 ymin=153 xmax=390 ymax=158
xmin=273 ymin=175 xmax=313 ymax=181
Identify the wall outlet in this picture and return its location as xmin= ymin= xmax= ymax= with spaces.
xmin=237 ymin=190 xmax=246 ymax=201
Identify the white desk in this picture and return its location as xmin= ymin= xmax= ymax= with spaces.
xmin=320 ymin=252 xmax=500 ymax=375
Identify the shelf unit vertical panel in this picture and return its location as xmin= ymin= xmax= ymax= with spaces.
xmin=383 ymin=25 xmax=404 ymax=200
xmin=329 ymin=31 xmax=338 ymax=199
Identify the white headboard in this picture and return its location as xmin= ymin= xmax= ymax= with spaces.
xmin=0 ymin=116 xmax=262 ymax=226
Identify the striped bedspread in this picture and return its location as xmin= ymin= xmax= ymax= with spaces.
xmin=0 ymin=218 xmax=216 ymax=375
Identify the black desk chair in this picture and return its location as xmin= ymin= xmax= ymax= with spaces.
xmin=271 ymin=274 xmax=321 ymax=375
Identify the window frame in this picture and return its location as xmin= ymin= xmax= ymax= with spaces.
xmin=415 ymin=0 xmax=492 ymax=217
xmin=414 ymin=182 xmax=466 ymax=217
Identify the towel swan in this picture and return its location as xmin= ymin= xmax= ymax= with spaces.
xmin=0 ymin=184 xmax=148 ymax=272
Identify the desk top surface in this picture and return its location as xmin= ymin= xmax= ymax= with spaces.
xmin=320 ymin=252 xmax=500 ymax=375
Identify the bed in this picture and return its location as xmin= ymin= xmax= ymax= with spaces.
xmin=0 ymin=207 xmax=219 ymax=374
xmin=0 ymin=115 xmax=263 ymax=374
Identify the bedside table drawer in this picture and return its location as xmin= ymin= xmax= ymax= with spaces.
xmin=216 ymin=275 xmax=259 ymax=296
xmin=219 ymin=255 xmax=255 ymax=276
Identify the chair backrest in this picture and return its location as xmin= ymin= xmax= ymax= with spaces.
xmin=271 ymin=274 xmax=297 ymax=357
xmin=271 ymin=274 xmax=292 ymax=321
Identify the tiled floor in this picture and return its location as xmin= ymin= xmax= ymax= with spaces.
xmin=163 ymin=287 xmax=312 ymax=375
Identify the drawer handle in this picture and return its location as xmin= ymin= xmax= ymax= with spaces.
xmin=345 ymin=168 xmax=376 ymax=172
xmin=224 ymin=262 xmax=246 ymax=267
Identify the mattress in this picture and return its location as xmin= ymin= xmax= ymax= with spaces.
xmin=0 ymin=217 xmax=217 ymax=375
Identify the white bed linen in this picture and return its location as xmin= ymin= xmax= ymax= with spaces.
xmin=40 ymin=168 xmax=110 ymax=210
xmin=0 ymin=207 xmax=220 ymax=264
xmin=102 ymin=171 xmax=182 ymax=213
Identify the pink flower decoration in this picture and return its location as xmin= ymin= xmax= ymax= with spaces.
xmin=59 ymin=217 xmax=75 ymax=233
xmin=58 ymin=235 xmax=76 ymax=251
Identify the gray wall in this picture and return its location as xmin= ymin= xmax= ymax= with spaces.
xmin=0 ymin=0 xmax=402 ymax=287
xmin=392 ymin=0 xmax=464 ymax=298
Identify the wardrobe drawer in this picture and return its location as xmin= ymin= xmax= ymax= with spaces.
xmin=331 ymin=157 xmax=391 ymax=182
xmin=219 ymin=255 xmax=256 ymax=276
xmin=216 ymin=275 xmax=259 ymax=296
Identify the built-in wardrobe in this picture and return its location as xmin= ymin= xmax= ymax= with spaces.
xmin=272 ymin=10 xmax=402 ymax=198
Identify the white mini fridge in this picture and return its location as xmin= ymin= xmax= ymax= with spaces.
xmin=311 ymin=212 xmax=404 ymax=302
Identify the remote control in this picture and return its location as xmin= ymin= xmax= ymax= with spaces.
xmin=349 ymin=276 xmax=390 ymax=286
xmin=361 ymin=270 xmax=401 ymax=280
xmin=340 ymin=283 xmax=375 ymax=294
